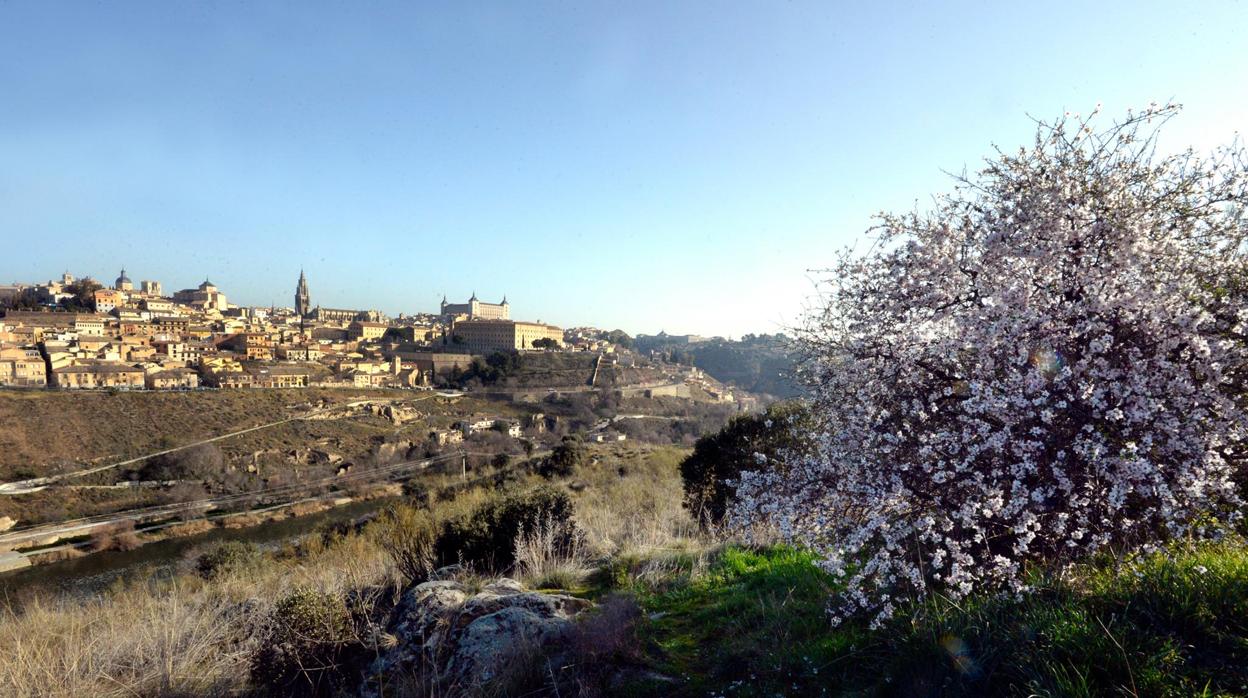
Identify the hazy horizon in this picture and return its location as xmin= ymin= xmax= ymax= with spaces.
xmin=2 ymin=1 xmax=1245 ymax=336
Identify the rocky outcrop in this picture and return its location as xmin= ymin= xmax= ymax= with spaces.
xmin=372 ymin=440 xmax=417 ymax=464
xmin=363 ymin=575 xmax=592 ymax=695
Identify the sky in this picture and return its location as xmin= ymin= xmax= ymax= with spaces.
xmin=1 ymin=2 xmax=1245 ymax=337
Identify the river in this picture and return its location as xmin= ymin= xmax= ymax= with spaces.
xmin=0 ymin=496 xmax=396 ymax=600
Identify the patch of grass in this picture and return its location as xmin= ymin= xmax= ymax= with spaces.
xmin=622 ymin=542 xmax=1248 ymax=697
xmin=627 ymin=545 xmax=852 ymax=696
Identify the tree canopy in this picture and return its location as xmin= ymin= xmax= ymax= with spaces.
xmin=733 ymin=105 xmax=1248 ymax=626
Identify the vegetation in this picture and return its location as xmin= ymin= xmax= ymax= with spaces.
xmin=195 ymin=540 xmax=262 ymax=579
xmin=2 ymin=441 xmax=1248 ymax=696
xmin=679 ymin=401 xmax=812 ymax=527
xmin=614 ymin=542 xmax=1248 ymax=697
xmin=0 ymin=387 xmax=525 ymax=525
xmin=735 ymin=106 xmax=1248 ymax=626
xmin=434 ymin=484 xmax=580 ymax=573
xmin=3 ymin=109 xmax=1245 ymax=698
xmin=0 ymin=278 xmax=102 ymax=312
xmin=251 ymin=587 xmax=360 ymax=696
xmin=537 ymin=434 xmax=587 ymax=478
xmin=376 ymin=504 xmax=437 ymax=584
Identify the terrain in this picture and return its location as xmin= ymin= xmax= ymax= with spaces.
xmin=636 ymin=334 xmax=800 ymax=398
xmin=0 ymin=351 xmax=746 ymax=571
xmin=2 ymin=440 xmax=1244 ymax=697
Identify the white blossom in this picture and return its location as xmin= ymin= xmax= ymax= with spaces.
xmin=732 ymin=106 xmax=1248 ymax=627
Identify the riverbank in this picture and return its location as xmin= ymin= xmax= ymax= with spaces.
xmin=0 ymin=492 xmax=396 ymax=599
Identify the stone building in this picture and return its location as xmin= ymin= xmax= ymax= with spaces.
xmin=114 ymin=268 xmax=134 ymax=292
xmin=310 ymin=307 xmax=387 ymax=325
xmin=220 ymin=332 xmax=274 ymax=361
xmin=248 ymin=364 xmax=310 ymax=388
xmin=0 ymin=346 xmax=47 ymax=387
xmin=93 ymin=289 xmax=124 ymax=314
xmin=145 ymin=367 xmax=200 ymax=390
xmin=173 ymin=279 xmax=228 ymax=312
xmin=440 ymin=293 xmax=510 ymax=320
xmin=52 ymin=363 xmax=145 ymax=389
xmin=451 ymin=319 xmax=562 ymax=354
xmin=348 ymin=320 xmax=388 ymax=341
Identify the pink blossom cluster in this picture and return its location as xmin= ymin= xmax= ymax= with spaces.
xmin=733 ymin=106 xmax=1248 ymax=627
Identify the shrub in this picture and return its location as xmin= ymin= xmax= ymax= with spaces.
xmin=88 ymin=520 xmax=142 ymax=552
xmin=139 ymin=443 xmax=225 ymax=481
xmin=537 ymin=435 xmax=586 ymax=479
xmin=195 ymin=540 xmax=261 ymax=579
xmin=733 ymin=105 xmax=1248 ymax=627
xmin=679 ymin=401 xmax=812 ymax=527
xmin=251 ymin=588 xmax=357 ymax=696
xmin=435 ymin=486 xmax=579 ymax=572
xmin=376 ymin=504 xmax=437 ymax=584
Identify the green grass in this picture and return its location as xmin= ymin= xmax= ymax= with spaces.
xmin=612 ymin=543 xmax=1248 ymax=697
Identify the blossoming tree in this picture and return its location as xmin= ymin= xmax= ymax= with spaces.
xmin=733 ymin=105 xmax=1248 ymax=626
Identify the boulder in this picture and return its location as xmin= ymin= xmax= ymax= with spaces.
xmin=362 ymin=578 xmax=592 ymax=695
xmin=373 ymin=440 xmax=415 ymax=464
xmin=0 ymin=516 xmax=16 ymax=533
xmin=429 ymin=564 xmax=465 ymax=581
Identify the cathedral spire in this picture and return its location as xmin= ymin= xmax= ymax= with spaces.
xmin=295 ymin=269 xmax=311 ymax=333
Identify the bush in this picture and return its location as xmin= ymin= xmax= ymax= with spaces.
xmin=537 ymin=435 xmax=586 ymax=479
xmin=680 ymin=401 xmax=812 ymax=527
xmin=377 ymin=504 xmax=437 ymax=584
xmin=251 ymin=588 xmax=357 ymax=696
xmin=195 ymin=540 xmax=261 ymax=579
xmin=733 ymin=105 xmax=1248 ymax=627
xmin=138 ymin=443 xmax=225 ymax=481
xmin=88 ymin=520 xmax=142 ymax=552
xmin=435 ymin=486 xmax=579 ymax=573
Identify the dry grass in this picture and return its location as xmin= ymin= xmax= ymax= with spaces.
xmin=573 ymin=446 xmax=704 ymax=556
xmin=0 ymin=529 xmax=398 ymax=697
xmin=513 ymin=515 xmax=593 ymax=590
xmin=162 ymin=519 xmax=216 ymax=538
xmin=0 ymin=442 xmax=711 ymax=696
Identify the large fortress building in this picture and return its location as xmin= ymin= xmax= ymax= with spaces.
xmin=440 ymin=293 xmax=509 ymax=320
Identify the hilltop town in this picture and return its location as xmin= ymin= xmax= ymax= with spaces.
xmin=0 ymin=269 xmax=752 ymax=402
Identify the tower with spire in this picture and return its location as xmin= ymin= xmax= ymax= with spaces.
xmin=295 ymin=269 xmax=311 ymax=332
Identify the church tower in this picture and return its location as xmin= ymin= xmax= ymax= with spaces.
xmin=295 ymin=270 xmax=311 ymax=332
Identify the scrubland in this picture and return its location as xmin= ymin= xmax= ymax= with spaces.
xmin=1 ymin=440 xmax=1246 ymax=697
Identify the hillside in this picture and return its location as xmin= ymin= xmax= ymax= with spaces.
xmin=2 ymin=441 xmax=1245 ymax=696
xmin=0 ymin=388 xmax=530 ymax=526
xmin=637 ymin=334 xmax=800 ymax=398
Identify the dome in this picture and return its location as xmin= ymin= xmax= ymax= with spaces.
xmin=115 ymin=268 xmax=131 ymax=285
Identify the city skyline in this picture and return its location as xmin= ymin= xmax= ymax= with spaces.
xmin=7 ymin=265 xmax=603 ymax=333
xmin=2 ymin=2 xmax=1246 ymax=336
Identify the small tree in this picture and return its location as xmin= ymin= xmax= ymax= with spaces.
xmin=733 ymin=105 xmax=1248 ymax=626
xmin=679 ymin=401 xmax=812 ymax=527
xmin=539 ymin=435 xmax=586 ymax=479
xmin=62 ymin=278 xmax=102 ymax=312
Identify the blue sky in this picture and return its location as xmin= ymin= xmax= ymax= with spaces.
xmin=1 ymin=2 xmax=1245 ymax=337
